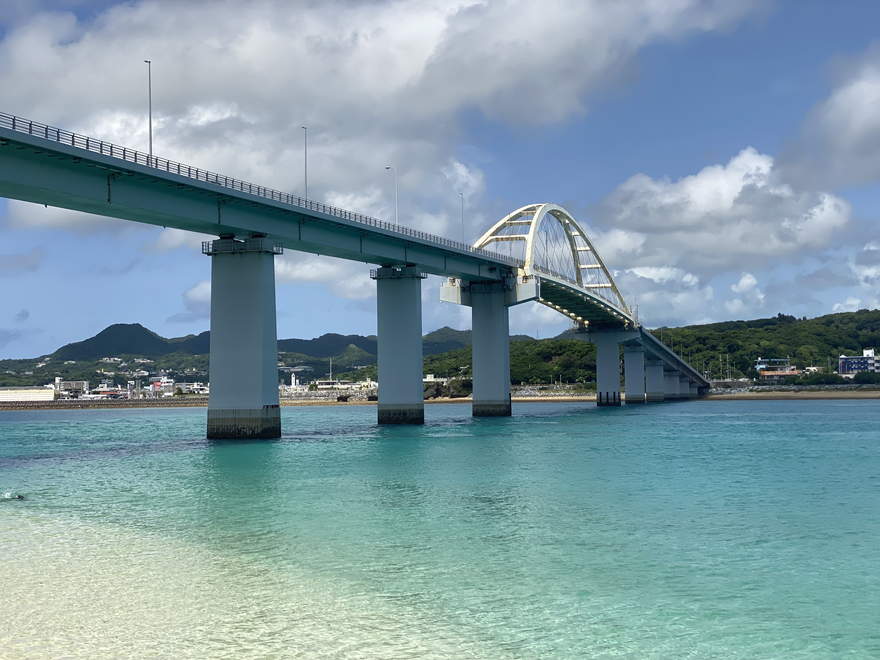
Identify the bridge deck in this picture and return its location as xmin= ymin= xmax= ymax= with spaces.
xmin=0 ymin=112 xmax=518 ymax=281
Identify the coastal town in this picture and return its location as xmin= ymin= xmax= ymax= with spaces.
xmin=2 ymin=347 xmax=878 ymax=404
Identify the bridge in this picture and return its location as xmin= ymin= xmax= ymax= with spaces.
xmin=0 ymin=112 xmax=708 ymax=438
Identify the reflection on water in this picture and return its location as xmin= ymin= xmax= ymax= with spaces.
xmin=1 ymin=401 xmax=879 ymax=658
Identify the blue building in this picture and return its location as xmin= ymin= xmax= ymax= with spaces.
xmin=838 ymin=349 xmax=877 ymax=375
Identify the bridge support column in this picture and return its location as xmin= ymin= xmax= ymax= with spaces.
xmin=664 ymin=371 xmax=681 ymax=400
xmin=593 ymin=333 xmax=621 ymax=406
xmin=471 ymin=282 xmax=511 ymax=416
xmin=680 ymin=375 xmax=693 ymax=399
xmin=645 ymin=361 xmax=665 ymax=402
xmin=374 ymin=266 xmax=426 ymax=424
xmin=205 ymin=237 xmax=282 ymax=439
xmin=623 ymin=347 xmax=646 ymax=404
xmin=690 ymin=382 xmax=699 ymax=398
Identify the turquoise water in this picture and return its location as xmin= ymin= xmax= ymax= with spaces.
xmin=1 ymin=400 xmax=878 ymax=658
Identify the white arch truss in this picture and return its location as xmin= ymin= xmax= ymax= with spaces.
xmin=473 ymin=203 xmax=629 ymax=316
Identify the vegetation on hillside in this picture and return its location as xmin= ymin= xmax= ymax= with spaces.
xmin=3 ymin=310 xmax=880 ymax=388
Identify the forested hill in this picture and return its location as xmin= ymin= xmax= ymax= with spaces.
xmin=44 ymin=324 xmax=530 ymax=362
xmin=639 ymin=310 xmax=880 ymax=378
xmin=406 ymin=310 xmax=880 ymax=385
xmin=1 ymin=310 xmax=878 ymax=386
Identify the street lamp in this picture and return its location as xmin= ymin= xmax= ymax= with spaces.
xmin=144 ymin=59 xmax=152 ymax=162
xmin=385 ymin=165 xmax=399 ymax=226
xmin=458 ymin=191 xmax=464 ymax=243
xmin=301 ymin=125 xmax=308 ymax=200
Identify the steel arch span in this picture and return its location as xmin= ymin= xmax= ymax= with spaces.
xmin=472 ymin=203 xmax=633 ymax=328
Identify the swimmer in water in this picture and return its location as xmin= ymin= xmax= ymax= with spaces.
xmin=2 ymin=491 xmax=24 ymax=501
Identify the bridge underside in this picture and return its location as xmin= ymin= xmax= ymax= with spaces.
xmin=537 ymin=279 xmax=629 ymax=327
xmin=0 ymin=129 xmax=509 ymax=282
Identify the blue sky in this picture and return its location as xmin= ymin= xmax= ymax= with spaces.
xmin=2 ymin=0 xmax=880 ymax=358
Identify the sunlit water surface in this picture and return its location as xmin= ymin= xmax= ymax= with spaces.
xmin=1 ymin=401 xmax=878 ymax=658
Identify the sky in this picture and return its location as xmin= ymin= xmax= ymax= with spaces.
xmin=2 ymin=0 xmax=880 ymax=358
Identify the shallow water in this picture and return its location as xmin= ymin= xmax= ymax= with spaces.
xmin=1 ymin=401 xmax=878 ymax=658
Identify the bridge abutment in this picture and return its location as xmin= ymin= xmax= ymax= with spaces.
xmin=623 ymin=347 xmax=646 ymax=404
xmin=205 ymin=237 xmax=282 ymax=439
xmin=374 ymin=266 xmax=426 ymax=424
xmin=471 ymin=282 xmax=512 ymax=417
xmin=645 ymin=361 xmax=665 ymax=402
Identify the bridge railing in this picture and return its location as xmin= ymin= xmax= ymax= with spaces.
xmin=0 ymin=112 xmax=523 ymax=269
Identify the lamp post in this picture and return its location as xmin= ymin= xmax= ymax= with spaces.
xmin=144 ymin=59 xmax=152 ymax=163
xmin=301 ymin=125 xmax=308 ymax=200
xmin=458 ymin=191 xmax=464 ymax=243
xmin=385 ymin=165 xmax=399 ymax=226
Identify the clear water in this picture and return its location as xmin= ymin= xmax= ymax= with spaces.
xmin=1 ymin=401 xmax=878 ymax=659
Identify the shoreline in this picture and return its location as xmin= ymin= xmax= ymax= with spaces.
xmin=1 ymin=390 xmax=879 ymax=411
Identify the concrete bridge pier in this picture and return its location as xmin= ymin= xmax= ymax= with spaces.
xmin=680 ymin=375 xmax=693 ymax=399
xmin=592 ymin=333 xmax=621 ymax=406
xmin=373 ymin=266 xmax=426 ymax=424
xmin=471 ymin=282 xmax=511 ymax=416
xmin=645 ymin=361 xmax=665 ymax=402
xmin=664 ymin=371 xmax=681 ymax=400
xmin=623 ymin=347 xmax=646 ymax=404
xmin=205 ymin=236 xmax=282 ymax=439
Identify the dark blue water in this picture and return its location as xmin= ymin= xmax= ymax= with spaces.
xmin=1 ymin=401 xmax=878 ymax=658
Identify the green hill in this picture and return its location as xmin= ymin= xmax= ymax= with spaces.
xmin=3 ymin=310 xmax=879 ymax=387
xmin=52 ymin=324 xmax=209 ymax=361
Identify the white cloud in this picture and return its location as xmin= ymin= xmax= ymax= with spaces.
xmin=613 ymin=267 xmax=714 ymax=327
xmin=784 ymin=44 xmax=880 ymax=188
xmin=6 ymin=200 xmax=121 ymax=231
xmin=167 ymin=279 xmax=211 ymax=322
xmin=275 ymin=255 xmax=374 ymax=300
xmin=833 ymin=297 xmax=863 ymax=313
xmin=153 ymin=227 xmax=214 ymax=251
xmin=0 ymin=0 xmax=760 ymax=297
xmin=596 ymin=147 xmax=850 ymax=274
xmin=731 ymin=272 xmax=757 ymax=294
xmin=0 ymin=246 xmax=43 ymax=276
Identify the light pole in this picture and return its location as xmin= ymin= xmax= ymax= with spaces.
xmin=144 ymin=59 xmax=152 ymax=162
xmin=301 ymin=125 xmax=308 ymax=200
xmin=458 ymin=191 xmax=464 ymax=243
xmin=385 ymin=165 xmax=399 ymax=226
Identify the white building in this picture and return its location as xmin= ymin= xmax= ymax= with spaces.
xmin=0 ymin=385 xmax=56 ymax=402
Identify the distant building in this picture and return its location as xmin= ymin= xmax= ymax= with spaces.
xmin=755 ymin=357 xmax=801 ymax=382
xmin=0 ymin=386 xmax=56 ymax=402
xmin=838 ymin=348 xmax=877 ymax=376
xmin=55 ymin=378 xmax=89 ymax=398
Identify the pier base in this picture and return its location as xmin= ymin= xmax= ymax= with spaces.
xmin=205 ymin=237 xmax=282 ymax=439
xmin=207 ymin=407 xmax=281 ymax=439
xmin=471 ymin=282 xmax=512 ymax=417
xmin=374 ymin=266 xmax=425 ymax=425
